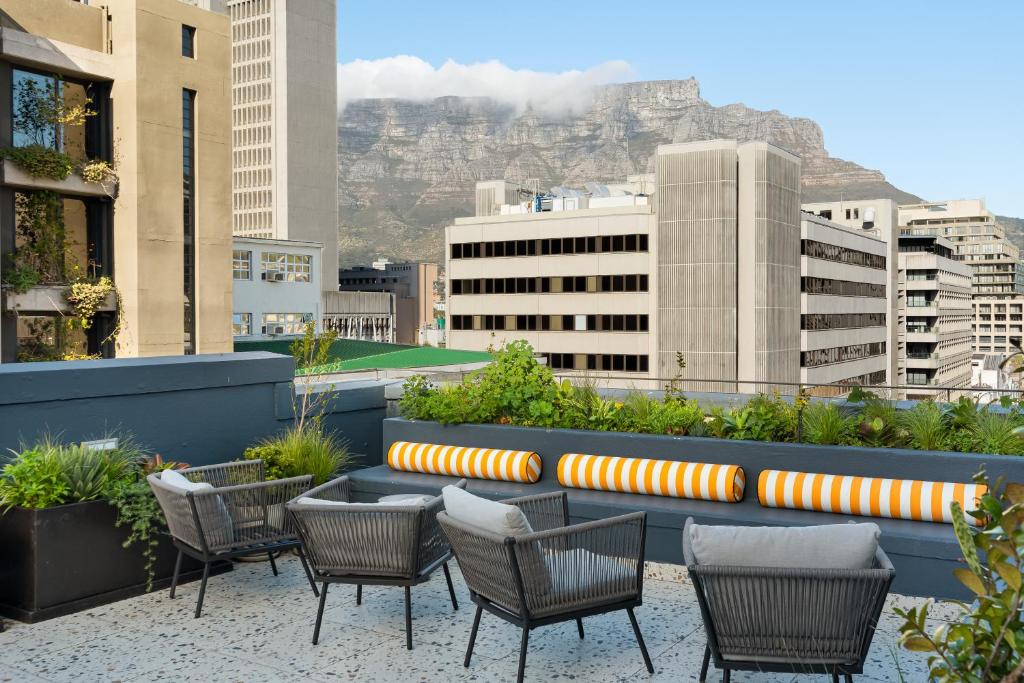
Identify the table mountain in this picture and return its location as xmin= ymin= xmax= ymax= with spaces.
xmin=337 ymin=78 xmax=1008 ymax=266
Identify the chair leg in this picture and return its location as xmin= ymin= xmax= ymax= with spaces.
xmin=443 ymin=562 xmax=459 ymax=611
xmin=296 ymin=546 xmax=319 ymax=597
xmin=844 ymin=675 xmax=853 ymax=683
xmin=832 ymin=672 xmax=840 ymax=683
xmin=312 ymin=582 xmax=329 ymax=645
xmin=356 ymin=584 xmax=362 ymax=605
xmin=464 ymin=605 xmax=482 ymax=667
xmin=627 ymin=607 xmax=654 ymax=673
xmin=193 ymin=561 xmax=211 ymax=619
xmin=576 ymin=618 xmax=585 ymax=639
xmin=699 ymin=643 xmax=711 ymax=682
xmin=722 ymin=669 xmax=731 ymax=683
xmin=267 ymin=551 xmax=279 ymax=576
xmin=404 ymin=585 xmax=413 ymax=650
xmin=169 ymin=549 xmax=183 ymax=599
xmin=516 ymin=626 xmax=530 ymax=683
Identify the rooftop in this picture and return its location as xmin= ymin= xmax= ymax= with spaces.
xmin=0 ymin=554 xmax=943 ymax=682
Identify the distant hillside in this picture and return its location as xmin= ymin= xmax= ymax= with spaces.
xmin=337 ymin=78 xmax=1018 ymax=266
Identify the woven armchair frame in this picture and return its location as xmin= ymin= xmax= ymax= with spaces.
xmin=286 ymin=476 xmax=466 ymax=650
xmin=438 ymin=490 xmax=654 ymax=683
xmin=682 ymin=518 xmax=895 ymax=682
xmin=147 ymin=460 xmax=318 ymax=618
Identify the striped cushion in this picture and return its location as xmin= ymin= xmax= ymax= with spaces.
xmin=557 ymin=453 xmax=745 ymax=503
xmin=757 ymin=469 xmax=987 ymax=525
xmin=387 ymin=441 xmax=542 ymax=483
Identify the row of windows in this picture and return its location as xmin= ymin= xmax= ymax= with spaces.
xmin=233 ymin=82 xmax=271 ymax=107
xmin=802 ymin=239 xmax=886 ymax=270
xmin=233 ymin=312 xmax=311 ymax=337
xmin=450 ymin=314 xmax=649 ymax=332
xmin=801 ymin=313 xmax=886 ymax=331
xmin=233 ymin=124 xmax=272 ymax=149
xmin=543 ymin=353 xmax=650 ymax=373
xmin=234 ymin=209 xmax=273 ymax=233
xmin=801 ymin=342 xmax=886 ymax=369
xmin=233 ymin=61 xmax=271 ymax=85
xmin=234 ymin=189 xmax=272 ymax=211
xmin=801 ymin=277 xmax=886 ymax=298
xmin=450 ymin=274 xmax=649 ymax=295
xmin=450 ymin=234 xmax=649 ymax=260
xmin=231 ymin=38 xmax=271 ymax=65
xmin=234 ymin=167 xmax=272 ymax=190
xmin=233 ymin=145 xmax=271 ymax=168
xmin=231 ymin=16 xmax=270 ymax=43
xmin=808 ymin=370 xmax=888 ymax=397
xmin=233 ymin=102 xmax=271 ymax=127
xmin=232 ymin=250 xmax=312 ymax=282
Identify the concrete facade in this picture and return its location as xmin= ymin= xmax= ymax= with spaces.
xmin=799 ymin=213 xmax=890 ymax=395
xmin=338 ymin=261 xmax=439 ymax=345
xmin=972 ymin=296 xmax=1024 ymax=357
xmin=898 ymin=235 xmax=973 ymax=399
xmin=0 ymin=0 xmax=233 ymax=361
xmin=222 ymin=0 xmax=338 ymax=289
xmin=231 ymin=236 xmax=322 ymax=340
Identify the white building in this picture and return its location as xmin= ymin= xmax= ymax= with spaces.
xmin=232 ymin=237 xmax=322 ymax=340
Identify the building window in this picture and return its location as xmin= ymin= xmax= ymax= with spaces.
xmin=233 ymin=313 xmax=251 ymax=337
xmin=262 ymin=313 xmax=308 ymax=335
xmin=261 ymin=252 xmax=311 ymax=282
xmin=11 ymin=69 xmax=61 ymax=150
xmin=182 ymin=25 xmax=196 ymax=58
xmin=182 ymin=89 xmax=197 ymax=354
xmin=232 ymin=250 xmax=251 ymax=280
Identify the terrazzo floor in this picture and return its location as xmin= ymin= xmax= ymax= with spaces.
xmin=0 ymin=555 xmax=952 ymax=682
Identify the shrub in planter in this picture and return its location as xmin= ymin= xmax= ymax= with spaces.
xmin=242 ymin=425 xmax=355 ymax=485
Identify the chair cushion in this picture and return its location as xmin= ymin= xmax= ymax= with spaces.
xmin=558 ymin=453 xmax=745 ymax=503
xmin=378 ymin=494 xmax=435 ymax=505
xmin=389 ymin=441 xmax=542 ymax=483
xmin=441 ymin=485 xmax=533 ymax=536
xmin=294 ymin=495 xmax=432 ymax=506
xmin=161 ymin=469 xmax=235 ymax=548
xmin=688 ymin=522 xmax=880 ymax=570
xmin=758 ymin=469 xmax=986 ymax=525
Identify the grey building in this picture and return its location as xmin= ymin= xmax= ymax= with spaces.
xmin=339 ymin=261 xmax=439 ymax=345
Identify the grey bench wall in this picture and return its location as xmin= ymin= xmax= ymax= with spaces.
xmin=0 ymin=353 xmax=384 ymax=466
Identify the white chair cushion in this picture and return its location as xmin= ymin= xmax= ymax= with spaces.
xmin=441 ymin=485 xmax=532 ymax=537
xmin=295 ymin=495 xmax=433 ymax=506
xmin=378 ymin=494 xmax=435 ymax=506
xmin=161 ymin=468 xmax=213 ymax=492
xmin=161 ymin=469 xmax=234 ymax=548
xmin=688 ymin=522 xmax=880 ymax=570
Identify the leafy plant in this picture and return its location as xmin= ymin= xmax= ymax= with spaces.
xmin=243 ymin=426 xmax=354 ymax=485
xmin=109 ymin=477 xmax=164 ymax=591
xmin=79 ymin=158 xmax=118 ymax=197
xmin=800 ymin=402 xmax=856 ymax=445
xmin=898 ymin=401 xmax=949 ymax=452
xmin=65 ymin=276 xmax=117 ymax=331
xmin=897 ymin=474 xmax=1024 ymax=681
xmin=58 ymin=441 xmax=134 ymax=502
xmin=963 ymin=408 xmax=1024 ymax=455
xmin=717 ymin=393 xmax=798 ymax=443
xmin=0 ymin=145 xmax=73 ymax=180
xmin=477 ymin=340 xmax=559 ymax=426
xmin=0 ymin=443 xmax=68 ymax=510
xmin=290 ymin=322 xmax=340 ymax=431
xmin=854 ymin=392 xmax=902 ymax=448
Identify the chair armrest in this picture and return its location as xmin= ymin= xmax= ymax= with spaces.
xmin=184 ymin=460 xmax=264 ymax=487
xmin=295 ymin=475 xmax=352 ymax=503
xmin=505 ymin=491 xmax=569 ymax=531
xmin=191 ymin=475 xmax=312 ymax=551
xmin=873 ymin=545 xmax=895 ymax=572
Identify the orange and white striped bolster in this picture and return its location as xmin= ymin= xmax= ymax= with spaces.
xmin=757 ymin=469 xmax=987 ymax=525
xmin=387 ymin=441 xmax=542 ymax=483
xmin=557 ymin=453 xmax=745 ymax=503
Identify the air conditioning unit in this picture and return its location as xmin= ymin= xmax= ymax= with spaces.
xmin=262 ymin=270 xmax=286 ymax=282
xmin=261 ymin=325 xmax=286 ymax=335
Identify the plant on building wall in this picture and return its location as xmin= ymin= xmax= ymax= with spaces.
xmin=0 ymin=145 xmax=74 ymax=180
xmin=6 ymin=190 xmax=69 ymax=291
xmin=79 ymin=158 xmax=119 ymax=199
xmin=65 ymin=275 xmax=116 ymax=331
xmin=896 ymin=473 xmax=1024 ymax=681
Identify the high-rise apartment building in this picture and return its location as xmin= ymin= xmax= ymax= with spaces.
xmin=0 ymin=0 xmax=232 ymax=362
xmin=897 ymin=235 xmax=973 ymax=399
xmin=221 ymin=0 xmax=338 ymax=289
xmin=899 ymin=199 xmax=1024 ymax=298
xmin=798 ymin=213 xmax=891 ymax=395
xmin=972 ymin=297 xmax=1024 ymax=356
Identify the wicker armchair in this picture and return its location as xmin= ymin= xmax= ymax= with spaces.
xmin=682 ymin=518 xmax=895 ymax=683
xmin=438 ymin=491 xmax=653 ymax=683
xmin=148 ymin=460 xmax=318 ymax=618
xmin=286 ymin=476 xmax=465 ymax=649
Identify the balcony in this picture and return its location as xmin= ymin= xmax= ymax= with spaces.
xmin=3 ymin=284 xmax=116 ymax=315
xmin=0 ymin=159 xmax=110 ymax=199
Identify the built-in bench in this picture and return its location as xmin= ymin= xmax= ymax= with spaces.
xmin=347 ymin=418 xmax=1024 ymax=599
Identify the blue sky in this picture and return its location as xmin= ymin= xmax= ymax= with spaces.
xmin=338 ymin=1 xmax=1023 ymax=217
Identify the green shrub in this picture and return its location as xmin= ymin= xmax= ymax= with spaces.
xmin=897 ymin=401 xmax=949 ymax=452
xmin=801 ymin=403 xmax=857 ymax=445
xmin=718 ymin=393 xmax=798 ymax=443
xmin=244 ymin=426 xmax=354 ymax=485
xmin=963 ymin=409 xmax=1024 ymax=456
xmin=621 ymin=391 xmax=705 ymax=436
xmin=0 ymin=443 xmax=68 ymax=510
xmin=0 ymin=145 xmax=74 ymax=180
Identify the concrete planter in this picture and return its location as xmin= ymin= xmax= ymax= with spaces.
xmin=3 ymin=285 xmax=116 ymax=315
xmin=0 ymin=500 xmax=226 ymax=623
xmin=363 ymin=417 xmax=1024 ymax=599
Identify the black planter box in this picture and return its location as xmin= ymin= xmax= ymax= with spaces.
xmin=0 ymin=499 xmax=229 ymax=623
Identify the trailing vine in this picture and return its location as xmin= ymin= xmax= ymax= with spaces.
xmin=0 ymin=145 xmax=74 ymax=180
xmin=108 ymin=477 xmax=165 ymax=592
xmin=65 ymin=276 xmax=116 ymax=331
xmin=79 ymin=159 xmax=119 ymax=198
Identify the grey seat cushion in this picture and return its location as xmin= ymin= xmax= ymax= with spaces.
xmin=688 ymin=522 xmax=880 ymax=570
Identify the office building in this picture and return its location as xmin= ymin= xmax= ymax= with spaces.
xmin=339 ymin=260 xmax=439 ymax=345
xmin=231 ymin=237 xmax=321 ymax=340
xmin=802 ymin=199 xmax=901 ymax=386
xmin=972 ymin=296 xmax=1024 ymax=356
xmin=897 ymin=235 xmax=973 ymax=399
xmin=799 ymin=212 xmax=890 ymax=395
xmin=1 ymin=0 xmax=232 ymax=362
xmin=900 ymin=199 xmax=1024 ymax=298
xmin=322 ymin=291 xmax=396 ymax=343
xmin=221 ymin=0 xmax=338 ymax=289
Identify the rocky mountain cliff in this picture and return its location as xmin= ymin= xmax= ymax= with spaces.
xmin=337 ymin=78 xmax=1006 ymax=266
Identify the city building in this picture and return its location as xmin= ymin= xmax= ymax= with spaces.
xmin=972 ymin=353 xmax=1018 ymax=403
xmin=446 ymin=140 xmax=806 ymax=391
xmin=799 ymin=212 xmax=890 ymax=396
xmin=231 ymin=237 xmax=321 ymax=340
xmin=322 ymin=291 xmax=395 ymax=343
xmin=338 ymin=260 xmax=439 ymax=345
xmin=899 ymin=199 xmax=1024 ymax=298
xmin=219 ymin=0 xmax=338 ymax=289
xmin=1 ymin=0 xmax=232 ymax=362
xmin=897 ymin=235 xmax=973 ymax=399
xmin=802 ymin=199 xmax=901 ymax=386
xmin=972 ymin=296 xmax=1024 ymax=356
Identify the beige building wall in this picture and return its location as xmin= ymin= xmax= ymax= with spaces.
xmin=972 ymin=296 xmax=1024 ymax=356
xmin=0 ymin=0 xmax=233 ymax=359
